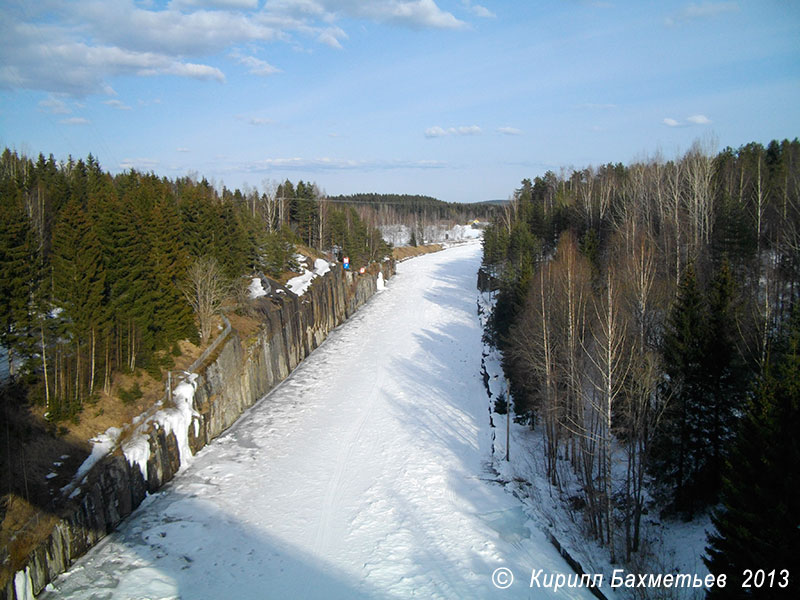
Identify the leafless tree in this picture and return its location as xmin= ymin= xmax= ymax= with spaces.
xmin=684 ymin=140 xmax=716 ymax=252
xmin=615 ymin=229 xmax=667 ymax=559
xmin=584 ymin=264 xmax=632 ymax=562
xmin=181 ymin=256 xmax=230 ymax=345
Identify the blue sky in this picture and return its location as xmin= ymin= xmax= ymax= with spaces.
xmin=1 ymin=0 xmax=798 ymax=203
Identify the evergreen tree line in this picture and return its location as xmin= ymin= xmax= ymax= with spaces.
xmin=481 ymin=138 xmax=800 ymax=587
xmin=329 ymin=192 xmax=496 ymax=221
xmin=0 ymin=150 xmax=389 ymax=422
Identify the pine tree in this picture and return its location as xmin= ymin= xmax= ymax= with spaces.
xmin=704 ymin=308 xmax=800 ymax=598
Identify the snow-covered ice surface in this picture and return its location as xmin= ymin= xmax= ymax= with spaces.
xmin=41 ymin=243 xmax=594 ymax=600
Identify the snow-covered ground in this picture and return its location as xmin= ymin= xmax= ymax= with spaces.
xmin=40 ymin=243 xmax=594 ymax=600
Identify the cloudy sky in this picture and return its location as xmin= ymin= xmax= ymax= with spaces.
xmin=1 ymin=0 xmax=798 ymax=202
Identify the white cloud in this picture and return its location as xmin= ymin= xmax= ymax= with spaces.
xmin=38 ymin=95 xmax=71 ymax=114
xmin=163 ymin=61 xmax=226 ymax=81
xmin=60 ymin=117 xmax=90 ymax=125
xmin=0 ymin=25 xmax=224 ymax=95
xmin=497 ymin=126 xmax=522 ymax=135
xmin=169 ymin=0 xmax=260 ymax=9
xmin=239 ymin=156 xmax=448 ymax=171
xmin=1 ymin=0 xmax=464 ymax=96
xmin=425 ymin=126 xmax=448 ymax=137
xmin=176 ymin=147 xmax=191 ymax=152
xmin=461 ymin=1 xmax=495 ymax=18
xmin=290 ymin=0 xmax=465 ymax=29
xmin=665 ymin=2 xmax=739 ymax=26
xmin=229 ymin=51 xmax=281 ymax=76
xmin=425 ymin=124 xmax=482 ymax=137
xmin=104 ymin=99 xmax=132 ymax=110
xmin=119 ymin=157 xmax=160 ymax=170
xmin=318 ymin=26 xmax=348 ymax=49
xmin=663 ymin=115 xmax=712 ymax=127
xmin=76 ymin=3 xmax=280 ymax=56
xmin=248 ymin=117 xmax=274 ymax=126
xmin=687 ymin=114 xmax=711 ymax=124
xmin=683 ymin=1 xmax=739 ymax=19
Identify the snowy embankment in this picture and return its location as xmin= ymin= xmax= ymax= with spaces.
xmin=286 ymin=255 xmax=332 ymax=296
xmin=41 ymin=242 xmax=594 ymax=600
xmin=381 ymin=222 xmax=483 ymax=247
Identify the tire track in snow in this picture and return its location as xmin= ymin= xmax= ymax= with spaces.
xmin=308 ymin=289 xmax=398 ymax=565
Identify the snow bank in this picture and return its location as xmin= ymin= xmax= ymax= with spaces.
xmin=446 ymin=223 xmax=482 ymax=241
xmin=376 ymin=271 xmax=385 ymax=291
xmin=247 ymin=277 xmax=267 ymax=299
xmin=62 ymin=428 xmax=122 ymax=495
xmin=379 ymin=223 xmax=410 ymax=246
xmin=286 ymin=257 xmax=332 ymax=296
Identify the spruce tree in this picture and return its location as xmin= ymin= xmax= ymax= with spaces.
xmin=650 ymin=263 xmax=709 ymax=516
xmin=51 ymin=197 xmax=105 ymax=407
xmin=703 ymin=259 xmax=748 ymax=497
xmin=149 ymin=194 xmax=194 ymax=346
xmin=0 ymin=188 xmax=36 ymax=376
xmin=704 ymin=309 xmax=800 ymax=598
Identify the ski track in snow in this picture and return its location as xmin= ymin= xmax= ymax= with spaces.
xmin=40 ymin=243 xmax=594 ymax=600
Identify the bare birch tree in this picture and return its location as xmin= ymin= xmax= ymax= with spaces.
xmin=584 ymin=264 xmax=631 ymax=562
xmin=181 ymin=256 xmax=230 ymax=345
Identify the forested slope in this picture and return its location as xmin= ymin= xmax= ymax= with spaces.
xmin=0 ymin=150 xmax=390 ymax=513
xmin=480 ymin=138 xmax=800 ymax=593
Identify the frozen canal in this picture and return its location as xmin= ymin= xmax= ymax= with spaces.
xmin=41 ymin=243 xmax=593 ymax=599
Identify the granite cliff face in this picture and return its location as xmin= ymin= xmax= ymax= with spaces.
xmin=3 ymin=262 xmax=394 ymax=599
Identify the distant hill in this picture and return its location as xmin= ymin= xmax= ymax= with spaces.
xmin=329 ymin=193 xmax=498 ymax=220
xmin=474 ymin=199 xmax=510 ymax=206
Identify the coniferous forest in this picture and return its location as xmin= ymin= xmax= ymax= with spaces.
xmin=481 ymin=139 xmax=799 ymax=594
xmin=0 ymin=149 xmax=391 ymax=425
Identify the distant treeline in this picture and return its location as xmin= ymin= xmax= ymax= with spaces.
xmin=329 ymin=193 xmax=497 ymax=246
xmin=481 ymin=138 xmax=800 ymax=585
xmin=330 ymin=192 xmax=497 ymax=219
xmin=0 ymin=149 xmax=389 ymax=422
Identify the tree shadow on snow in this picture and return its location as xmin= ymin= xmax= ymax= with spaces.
xmin=39 ymin=485 xmax=404 ymax=600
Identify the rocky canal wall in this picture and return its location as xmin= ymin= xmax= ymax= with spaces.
xmin=2 ymin=262 xmax=394 ymax=599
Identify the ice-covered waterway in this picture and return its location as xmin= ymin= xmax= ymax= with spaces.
xmin=41 ymin=243 xmax=593 ymax=599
